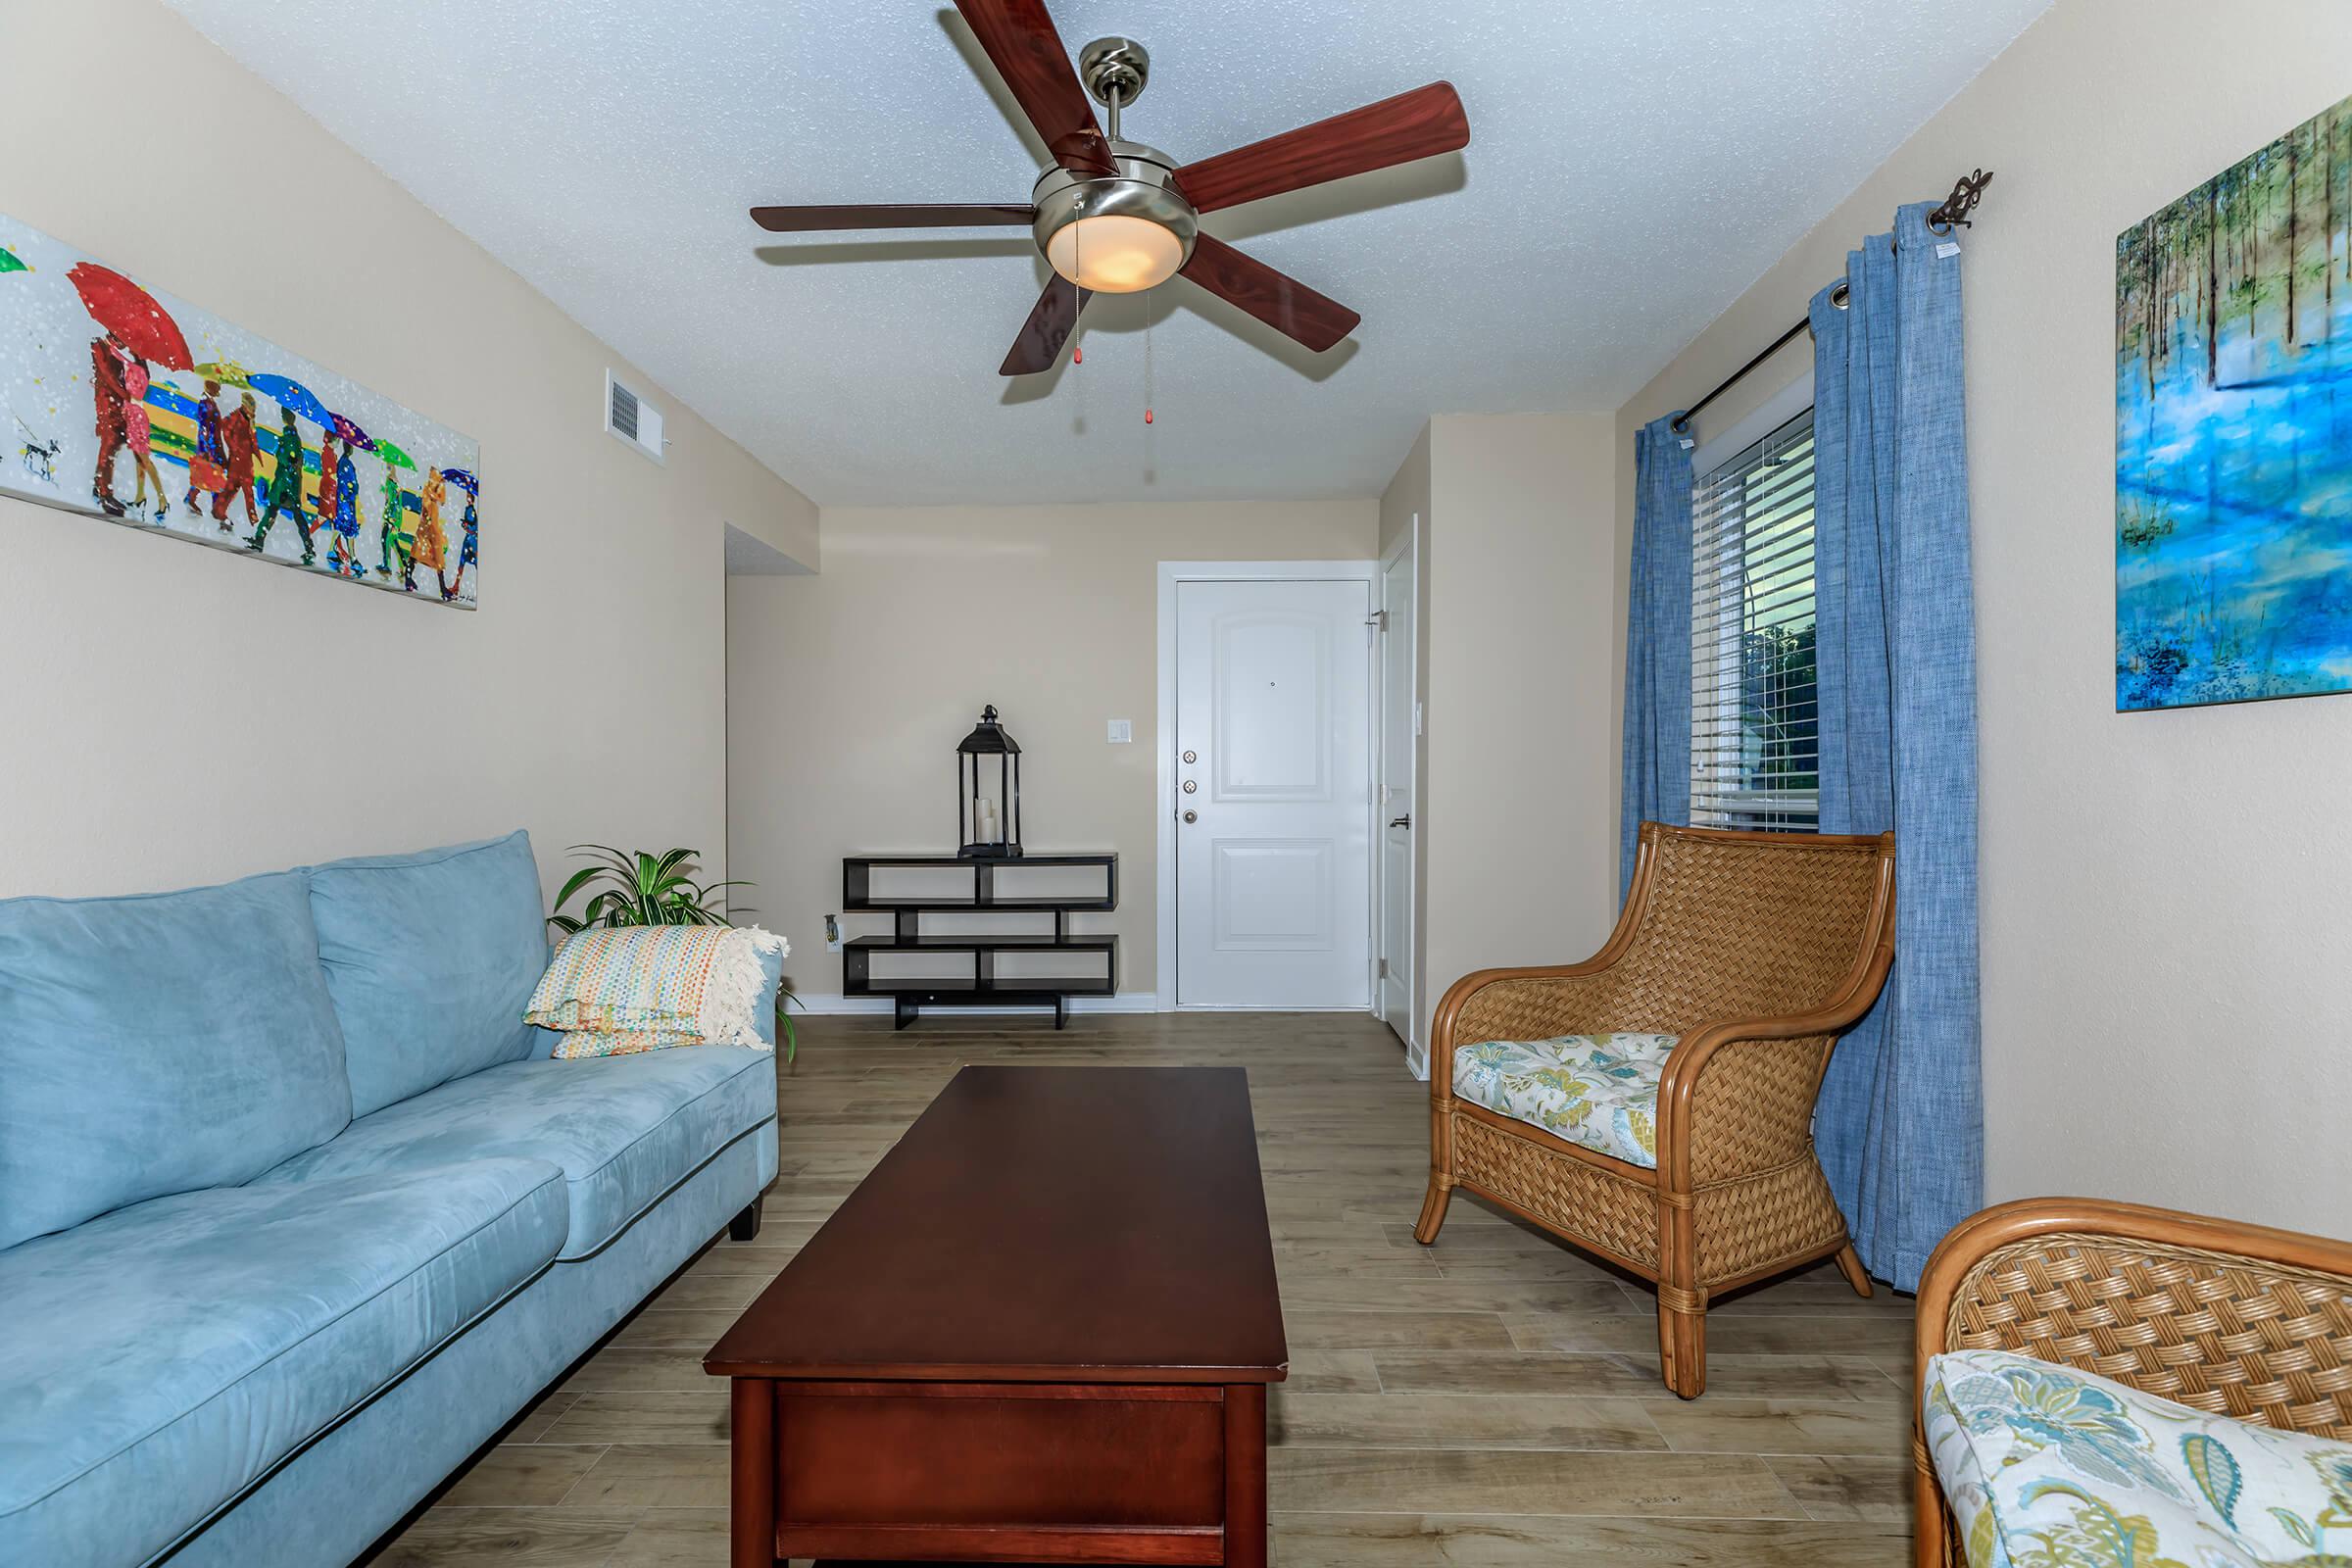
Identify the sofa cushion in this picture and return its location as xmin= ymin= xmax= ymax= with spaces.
xmin=0 ymin=1158 xmax=564 ymax=1568
xmin=307 ymin=831 xmax=554 ymax=1116
xmin=1452 ymin=1034 xmax=1680 ymax=1168
xmin=257 ymin=1047 xmax=776 ymax=1258
xmin=0 ymin=869 xmax=353 ymax=1251
xmin=1924 ymin=1347 xmax=2352 ymax=1568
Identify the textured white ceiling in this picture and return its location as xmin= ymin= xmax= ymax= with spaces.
xmin=163 ymin=0 xmax=2047 ymax=506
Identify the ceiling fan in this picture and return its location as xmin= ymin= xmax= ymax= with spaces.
xmin=750 ymin=0 xmax=1470 ymax=375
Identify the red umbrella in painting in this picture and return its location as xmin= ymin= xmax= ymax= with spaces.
xmin=67 ymin=263 xmax=192 ymax=369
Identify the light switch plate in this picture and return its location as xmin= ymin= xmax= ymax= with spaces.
xmin=1106 ymin=718 xmax=1133 ymax=744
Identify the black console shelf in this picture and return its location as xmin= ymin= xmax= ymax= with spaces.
xmin=840 ymin=853 xmax=1118 ymax=1029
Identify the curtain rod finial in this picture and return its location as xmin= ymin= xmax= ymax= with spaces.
xmin=1928 ymin=169 xmax=1994 ymax=233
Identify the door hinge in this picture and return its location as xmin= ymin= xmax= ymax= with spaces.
xmin=1377 ymin=957 xmax=1390 ymax=979
xmin=1365 ymin=610 xmax=1388 ymax=630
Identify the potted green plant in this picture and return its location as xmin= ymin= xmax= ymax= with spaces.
xmin=548 ymin=846 xmax=801 ymax=1058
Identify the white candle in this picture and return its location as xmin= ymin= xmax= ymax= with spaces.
xmin=975 ymin=798 xmax=998 ymax=844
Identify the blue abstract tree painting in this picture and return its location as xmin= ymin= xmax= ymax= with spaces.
xmin=2117 ymin=94 xmax=2352 ymax=710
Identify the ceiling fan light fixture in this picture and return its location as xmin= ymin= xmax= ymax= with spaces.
xmin=1047 ymin=213 xmax=1184 ymax=293
xmin=1031 ymin=147 xmax=1199 ymax=301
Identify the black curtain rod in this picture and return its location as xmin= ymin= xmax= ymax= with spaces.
xmin=1670 ymin=170 xmax=1993 ymax=436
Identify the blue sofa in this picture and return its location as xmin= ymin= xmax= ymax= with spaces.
xmin=0 ymin=832 xmax=782 ymax=1568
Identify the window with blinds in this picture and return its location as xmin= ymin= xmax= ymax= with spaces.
xmin=1690 ymin=409 xmax=1819 ymax=832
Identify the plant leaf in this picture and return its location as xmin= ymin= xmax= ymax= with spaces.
xmin=552 ymin=864 xmax=609 ymax=914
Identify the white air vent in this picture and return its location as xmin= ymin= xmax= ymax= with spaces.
xmin=604 ymin=369 xmax=665 ymax=466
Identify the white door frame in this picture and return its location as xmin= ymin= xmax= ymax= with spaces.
xmin=1376 ymin=523 xmax=1420 ymax=1050
xmin=1156 ymin=560 xmax=1382 ymax=1012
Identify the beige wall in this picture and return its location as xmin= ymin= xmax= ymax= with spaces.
xmin=0 ymin=0 xmax=817 ymax=905
xmin=1617 ymin=0 xmax=2352 ymax=1234
xmin=727 ymin=500 xmax=1378 ymax=998
xmin=1417 ymin=415 xmax=1623 ymax=1054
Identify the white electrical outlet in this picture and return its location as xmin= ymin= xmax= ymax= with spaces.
xmin=1106 ymin=718 xmax=1133 ymax=743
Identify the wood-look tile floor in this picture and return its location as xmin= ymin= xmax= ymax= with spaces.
xmin=371 ymin=1011 xmax=1915 ymax=1566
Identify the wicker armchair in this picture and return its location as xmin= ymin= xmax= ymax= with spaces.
xmin=1912 ymin=1198 xmax=2352 ymax=1567
xmin=1414 ymin=820 xmax=1897 ymax=1398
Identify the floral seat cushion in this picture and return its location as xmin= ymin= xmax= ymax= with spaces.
xmin=1451 ymin=1034 xmax=1679 ymax=1169
xmin=1924 ymin=1346 xmax=2352 ymax=1568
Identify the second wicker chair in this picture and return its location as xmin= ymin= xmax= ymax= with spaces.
xmin=1414 ymin=820 xmax=1897 ymax=1398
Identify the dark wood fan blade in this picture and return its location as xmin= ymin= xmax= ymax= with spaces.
xmin=1173 ymin=82 xmax=1469 ymax=215
xmin=1179 ymin=233 xmax=1359 ymax=353
xmin=953 ymin=0 xmax=1118 ymax=177
xmin=1001 ymin=273 xmax=1090 ymax=375
xmin=750 ymin=204 xmax=1035 ymax=232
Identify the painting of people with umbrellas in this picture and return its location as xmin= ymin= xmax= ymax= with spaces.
xmin=0 ymin=213 xmax=481 ymax=608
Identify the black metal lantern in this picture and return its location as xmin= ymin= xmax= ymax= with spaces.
xmin=956 ymin=705 xmax=1022 ymax=858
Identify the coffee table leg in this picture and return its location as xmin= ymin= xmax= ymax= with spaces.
xmin=1223 ymin=1383 xmax=1268 ymax=1568
xmin=730 ymin=1379 xmax=776 ymax=1568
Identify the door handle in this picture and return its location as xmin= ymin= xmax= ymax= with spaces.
xmin=1390 ymin=814 xmax=1412 ymax=829
xmin=1183 ymin=809 xmax=1198 ymax=824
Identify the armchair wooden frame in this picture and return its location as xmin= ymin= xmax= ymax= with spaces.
xmin=1911 ymin=1197 xmax=2352 ymax=1567
xmin=1414 ymin=821 xmax=1897 ymax=1399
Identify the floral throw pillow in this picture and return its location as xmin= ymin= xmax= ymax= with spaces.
xmin=1924 ymin=1346 xmax=2352 ymax=1567
xmin=525 ymin=925 xmax=785 ymax=1059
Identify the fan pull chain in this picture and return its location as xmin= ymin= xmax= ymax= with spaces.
xmin=1143 ymin=295 xmax=1154 ymax=425
xmin=1069 ymin=218 xmax=1087 ymax=430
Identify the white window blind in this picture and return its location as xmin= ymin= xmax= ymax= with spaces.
xmin=1690 ymin=409 xmax=1819 ymax=832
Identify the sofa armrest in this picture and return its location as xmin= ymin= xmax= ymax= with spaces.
xmin=1429 ymin=964 xmax=1632 ymax=1100
xmin=752 ymin=943 xmax=791 ymax=1057
xmin=1648 ymin=885 xmax=1893 ymax=1189
xmin=1649 ymin=1015 xmax=1842 ymax=1189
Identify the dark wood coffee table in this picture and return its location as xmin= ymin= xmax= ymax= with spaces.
xmin=707 ymin=1065 xmax=1288 ymax=1568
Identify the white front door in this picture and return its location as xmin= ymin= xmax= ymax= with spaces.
xmin=1174 ymin=577 xmax=1373 ymax=1008
xmin=1378 ymin=544 xmax=1416 ymax=1043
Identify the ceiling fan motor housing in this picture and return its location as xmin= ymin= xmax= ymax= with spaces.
xmin=1077 ymin=36 xmax=1151 ymax=109
xmin=1031 ymin=141 xmax=1200 ymax=291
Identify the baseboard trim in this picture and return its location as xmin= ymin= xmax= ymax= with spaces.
xmin=791 ymin=992 xmax=1160 ymax=1016
xmin=1167 ymin=1003 xmax=1375 ymax=1013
